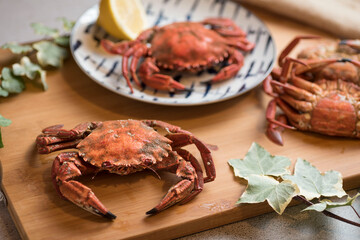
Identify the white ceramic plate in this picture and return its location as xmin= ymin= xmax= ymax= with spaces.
xmin=70 ymin=0 xmax=276 ymax=106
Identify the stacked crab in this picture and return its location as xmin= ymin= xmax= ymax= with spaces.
xmin=263 ymin=36 xmax=360 ymax=145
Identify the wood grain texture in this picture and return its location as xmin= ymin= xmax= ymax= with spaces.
xmin=1 ymin=5 xmax=360 ymax=240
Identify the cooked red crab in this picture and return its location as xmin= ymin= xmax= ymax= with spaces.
xmin=263 ymin=36 xmax=360 ymax=145
xmin=101 ymin=18 xmax=254 ymax=93
xmin=36 ymin=120 xmax=216 ymax=219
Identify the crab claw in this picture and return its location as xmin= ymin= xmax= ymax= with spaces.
xmin=138 ymin=58 xmax=188 ymax=92
xmin=265 ymin=99 xmax=295 ymax=146
xmin=101 ymin=39 xmax=132 ymax=55
xmin=146 ymin=179 xmax=193 ymax=215
xmin=266 ymin=115 xmax=288 ymax=146
xmin=59 ymin=180 xmax=117 ymax=220
xmin=146 ymin=156 xmax=197 ymax=215
xmin=52 ymin=152 xmax=117 ymax=220
xmin=208 ymin=48 xmax=244 ymax=83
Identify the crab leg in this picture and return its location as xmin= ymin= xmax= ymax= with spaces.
xmin=202 ymin=18 xmax=254 ymax=51
xmin=271 ymin=80 xmax=316 ymax=102
xmin=138 ymin=58 xmax=187 ymax=91
xmin=166 ymin=133 xmax=215 ymax=183
xmin=265 ymin=99 xmax=289 ymax=146
xmin=53 ymin=152 xmax=116 ymax=219
xmin=279 ymin=57 xmax=309 ymax=83
xmin=339 ymin=39 xmax=360 ymax=51
xmin=147 ymin=155 xmax=197 ymax=215
xmin=122 ymin=43 xmax=145 ymax=92
xmin=226 ymin=37 xmax=255 ymax=52
xmin=266 ymin=99 xmax=295 ymax=129
xmin=135 ymin=27 xmax=156 ymax=42
xmin=263 ymin=75 xmax=277 ymax=97
xmin=101 ymin=39 xmax=133 ymax=55
xmin=291 ymin=75 xmax=323 ymax=94
xmin=129 ymin=44 xmax=148 ymax=87
xmin=202 ymin=18 xmax=246 ymax=37
xmin=101 ymin=28 xmax=155 ymax=55
xmin=279 ymin=95 xmax=313 ymax=113
xmin=209 ymin=49 xmax=244 ymax=83
xmin=278 ymin=35 xmax=321 ymax=66
xmin=143 ymin=120 xmax=216 ymax=183
xmin=36 ymin=122 xmax=101 ymax=153
xmin=175 ymin=148 xmax=204 ymax=204
xmin=37 ymin=139 xmax=82 ymax=154
xmin=276 ymin=98 xmax=311 ymax=131
xmin=40 ymin=122 xmax=101 ymax=139
xmin=263 ymin=67 xmax=285 ymax=97
xmin=294 ymin=58 xmax=339 ymax=75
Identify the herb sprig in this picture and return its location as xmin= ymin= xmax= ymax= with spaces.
xmin=0 ymin=18 xmax=74 ymax=148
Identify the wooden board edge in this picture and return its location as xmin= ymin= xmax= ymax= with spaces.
xmin=2 ymin=185 xmax=28 ymax=240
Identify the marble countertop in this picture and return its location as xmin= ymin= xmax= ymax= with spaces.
xmin=0 ymin=0 xmax=359 ymax=239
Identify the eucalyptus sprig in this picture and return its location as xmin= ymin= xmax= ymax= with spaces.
xmin=0 ymin=17 xmax=74 ymax=148
xmin=229 ymin=142 xmax=360 ymax=227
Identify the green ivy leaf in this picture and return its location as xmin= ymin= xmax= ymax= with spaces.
xmin=12 ymin=57 xmax=48 ymax=90
xmin=237 ymin=175 xmax=299 ymax=214
xmin=38 ymin=70 xmax=48 ymax=91
xmin=0 ymin=114 xmax=12 ymax=127
xmin=1 ymin=42 xmax=33 ymax=54
xmin=0 ymin=114 xmax=11 ymax=148
xmin=228 ymin=142 xmax=291 ymax=179
xmin=33 ymin=41 xmax=68 ymax=67
xmin=54 ymin=36 xmax=70 ymax=46
xmin=1 ymin=67 xmax=25 ymax=93
xmin=283 ymin=158 xmax=347 ymax=200
xmin=58 ymin=17 xmax=75 ymax=32
xmin=31 ymin=23 xmax=58 ymax=37
xmin=12 ymin=56 xmax=42 ymax=80
xmin=303 ymin=193 xmax=360 ymax=212
xmin=0 ymin=129 xmax=3 ymax=148
xmin=0 ymin=87 xmax=9 ymax=97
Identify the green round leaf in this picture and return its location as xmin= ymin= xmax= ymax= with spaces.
xmin=0 ymin=114 xmax=12 ymax=127
xmin=2 ymin=42 xmax=33 ymax=54
xmin=0 ymin=87 xmax=9 ymax=97
xmin=31 ymin=23 xmax=58 ymax=37
xmin=1 ymin=67 xmax=25 ymax=93
xmin=33 ymin=41 xmax=68 ymax=68
xmin=12 ymin=56 xmax=42 ymax=80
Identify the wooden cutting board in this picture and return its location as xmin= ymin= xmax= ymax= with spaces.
xmin=1 ymin=6 xmax=360 ymax=240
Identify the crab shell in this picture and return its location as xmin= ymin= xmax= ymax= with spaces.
xmin=148 ymin=22 xmax=230 ymax=71
xmin=77 ymin=120 xmax=173 ymax=173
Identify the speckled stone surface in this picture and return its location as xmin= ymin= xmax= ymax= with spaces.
xmin=0 ymin=201 xmax=21 ymax=240
xmin=1 ymin=190 xmax=360 ymax=239
xmin=0 ymin=1 xmax=360 ymax=239
xmin=178 ymin=192 xmax=360 ymax=240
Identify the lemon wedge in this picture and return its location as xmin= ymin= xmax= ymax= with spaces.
xmin=97 ymin=0 xmax=147 ymax=40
